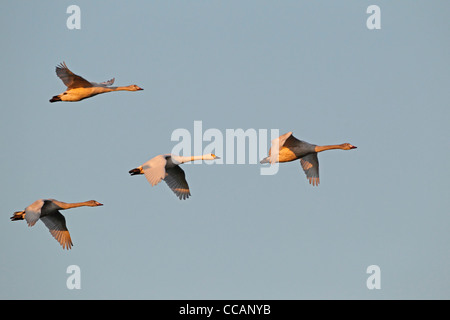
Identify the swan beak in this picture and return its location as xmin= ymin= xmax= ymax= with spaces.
xmin=214 ymin=156 xmax=221 ymax=159
xmin=350 ymin=145 xmax=357 ymax=149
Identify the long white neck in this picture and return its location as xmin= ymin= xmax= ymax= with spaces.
xmin=171 ymin=154 xmax=214 ymax=164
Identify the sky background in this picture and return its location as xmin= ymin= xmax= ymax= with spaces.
xmin=1 ymin=1 xmax=449 ymax=299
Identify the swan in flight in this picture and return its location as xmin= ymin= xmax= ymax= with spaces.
xmin=50 ymin=62 xmax=143 ymax=102
xmin=11 ymin=199 xmax=103 ymax=249
xmin=129 ymin=154 xmax=220 ymax=200
xmin=261 ymin=132 xmax=357 ymax=186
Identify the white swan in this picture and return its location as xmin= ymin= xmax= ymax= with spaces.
xmin=11 ymin=199 xmax=103 ymax=249
xmin=50 ymin=62 xmax=143 ymax=102
xmin=129 ymin=154 xmax=220 ymax=200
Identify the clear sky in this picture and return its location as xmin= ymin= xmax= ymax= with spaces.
xmin=1 ymin=1 xmax=449 ymax=299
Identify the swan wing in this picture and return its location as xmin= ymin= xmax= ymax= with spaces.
xmin=40 ymin=211 xmax=73 ymax=250
xmin=24 ymin=199 xmax=45 ymax=227
xmin=300 ymin=153 xmax=320 ymax=186
xmin=282 ymin=132 xmax=303 ymax=148
xmin=164 ymin=166 xmax=191 ymax=200
xmin=142 ymin=155 xmax=167 ymax=187
xmin=276 ymin=131 xmax=294 ymax=147
xmin=55 ymin=62 xmax=93 ymax=89
xmin=90 ymin=78 xmax=115 ymax=87
xmin=268 ymin=132 xmax=293 ymax=164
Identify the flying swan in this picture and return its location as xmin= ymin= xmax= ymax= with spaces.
xmin=11 ymin=199 xmax=103 ymax=249
xmin=50 ymin=62 xmax=143 ymax=102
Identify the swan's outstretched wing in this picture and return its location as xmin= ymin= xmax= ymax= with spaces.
xmin=300 ymin=153 xmax=320 ymax=186
xmin=142 ymin=155 xmax=167 ymax=187
xmin=282 ymin=132 xmax=303 ymax=149
xmin=164 ymin=166 xmax=191 ymax=200
xmin=55 ymin=62 xmax=93 ymax=89
xmin=24 ymin=199 xmax=45 ymax=227
xmin=40 ymin=212 xmax=73 ymax=250
xmin=90 ymin=78 xmax=115 ymax=87
xmin=267 ymin=131 xmax=296 ymax=164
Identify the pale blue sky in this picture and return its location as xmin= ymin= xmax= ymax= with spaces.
xmin=1 ymin=1 xmax=449 ymax=299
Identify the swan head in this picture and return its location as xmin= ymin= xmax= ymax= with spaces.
xmin=129 ymin=85 xmax=143 ymax=91
xmin=87 ymin=200 xmax=103 ymax=207
xmin=341 ymin=143 xmax=357 ymax=150
xmin=206 ymin=153 xmax=220 ymax=160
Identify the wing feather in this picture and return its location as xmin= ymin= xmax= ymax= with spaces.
xmin=40 ymin=212 xmax=73 ymax=250
xmin=24 ymin=199 xmax=44 ymax=227
xmin=300 ymin=154 xmax=320 ymax=186
xmin=164 ymin=166 xmax=191 ymax=200
xmin=142 ymin=155 xmax=167 ymax=187
xmin=90 ymin=78 xmax=115 ymax=87
xmin=55 ymin=62 xmax=93 ymax=89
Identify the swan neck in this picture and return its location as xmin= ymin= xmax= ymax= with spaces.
xmin=177 ymin=155 xmax=208 ymax=163
xmin=111 ymin=86 xmax=133 ymax=91
xmin=53 ymin=200 xmax=92 ymax=210
xmin=315 ymin=145 xmax=344 ymax=153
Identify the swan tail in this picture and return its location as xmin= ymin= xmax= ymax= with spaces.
xmin=50 ymin=95 xmax=61 ymax=103
xmin=10 ymin=211 xmax=25 ymax=221
xmin=129 ymin=168 xmax=143 ymax=176
xmin=260 ymin=157 xmax=270 ymax=164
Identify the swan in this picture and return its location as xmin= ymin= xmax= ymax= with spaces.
xmin=260 ymin=132 xmax=357 ymax=186
xmin=10 ymin=199 xmax=103 ymax=249
xmin=49 ymin=62 xmax=143 ymax=102
xmin=129 ymin=153 xmax=220 ymax=200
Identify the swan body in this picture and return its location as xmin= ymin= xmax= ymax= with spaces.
xmin=50 ymin=62 xmax=143 ymax=102
xmin=129 ymin=153 xmax=220 ymax=200
xmin=260 ymin=132 xmax=357 ymax=186
xmin=11 ymin=199 xmax=103 ymax=249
